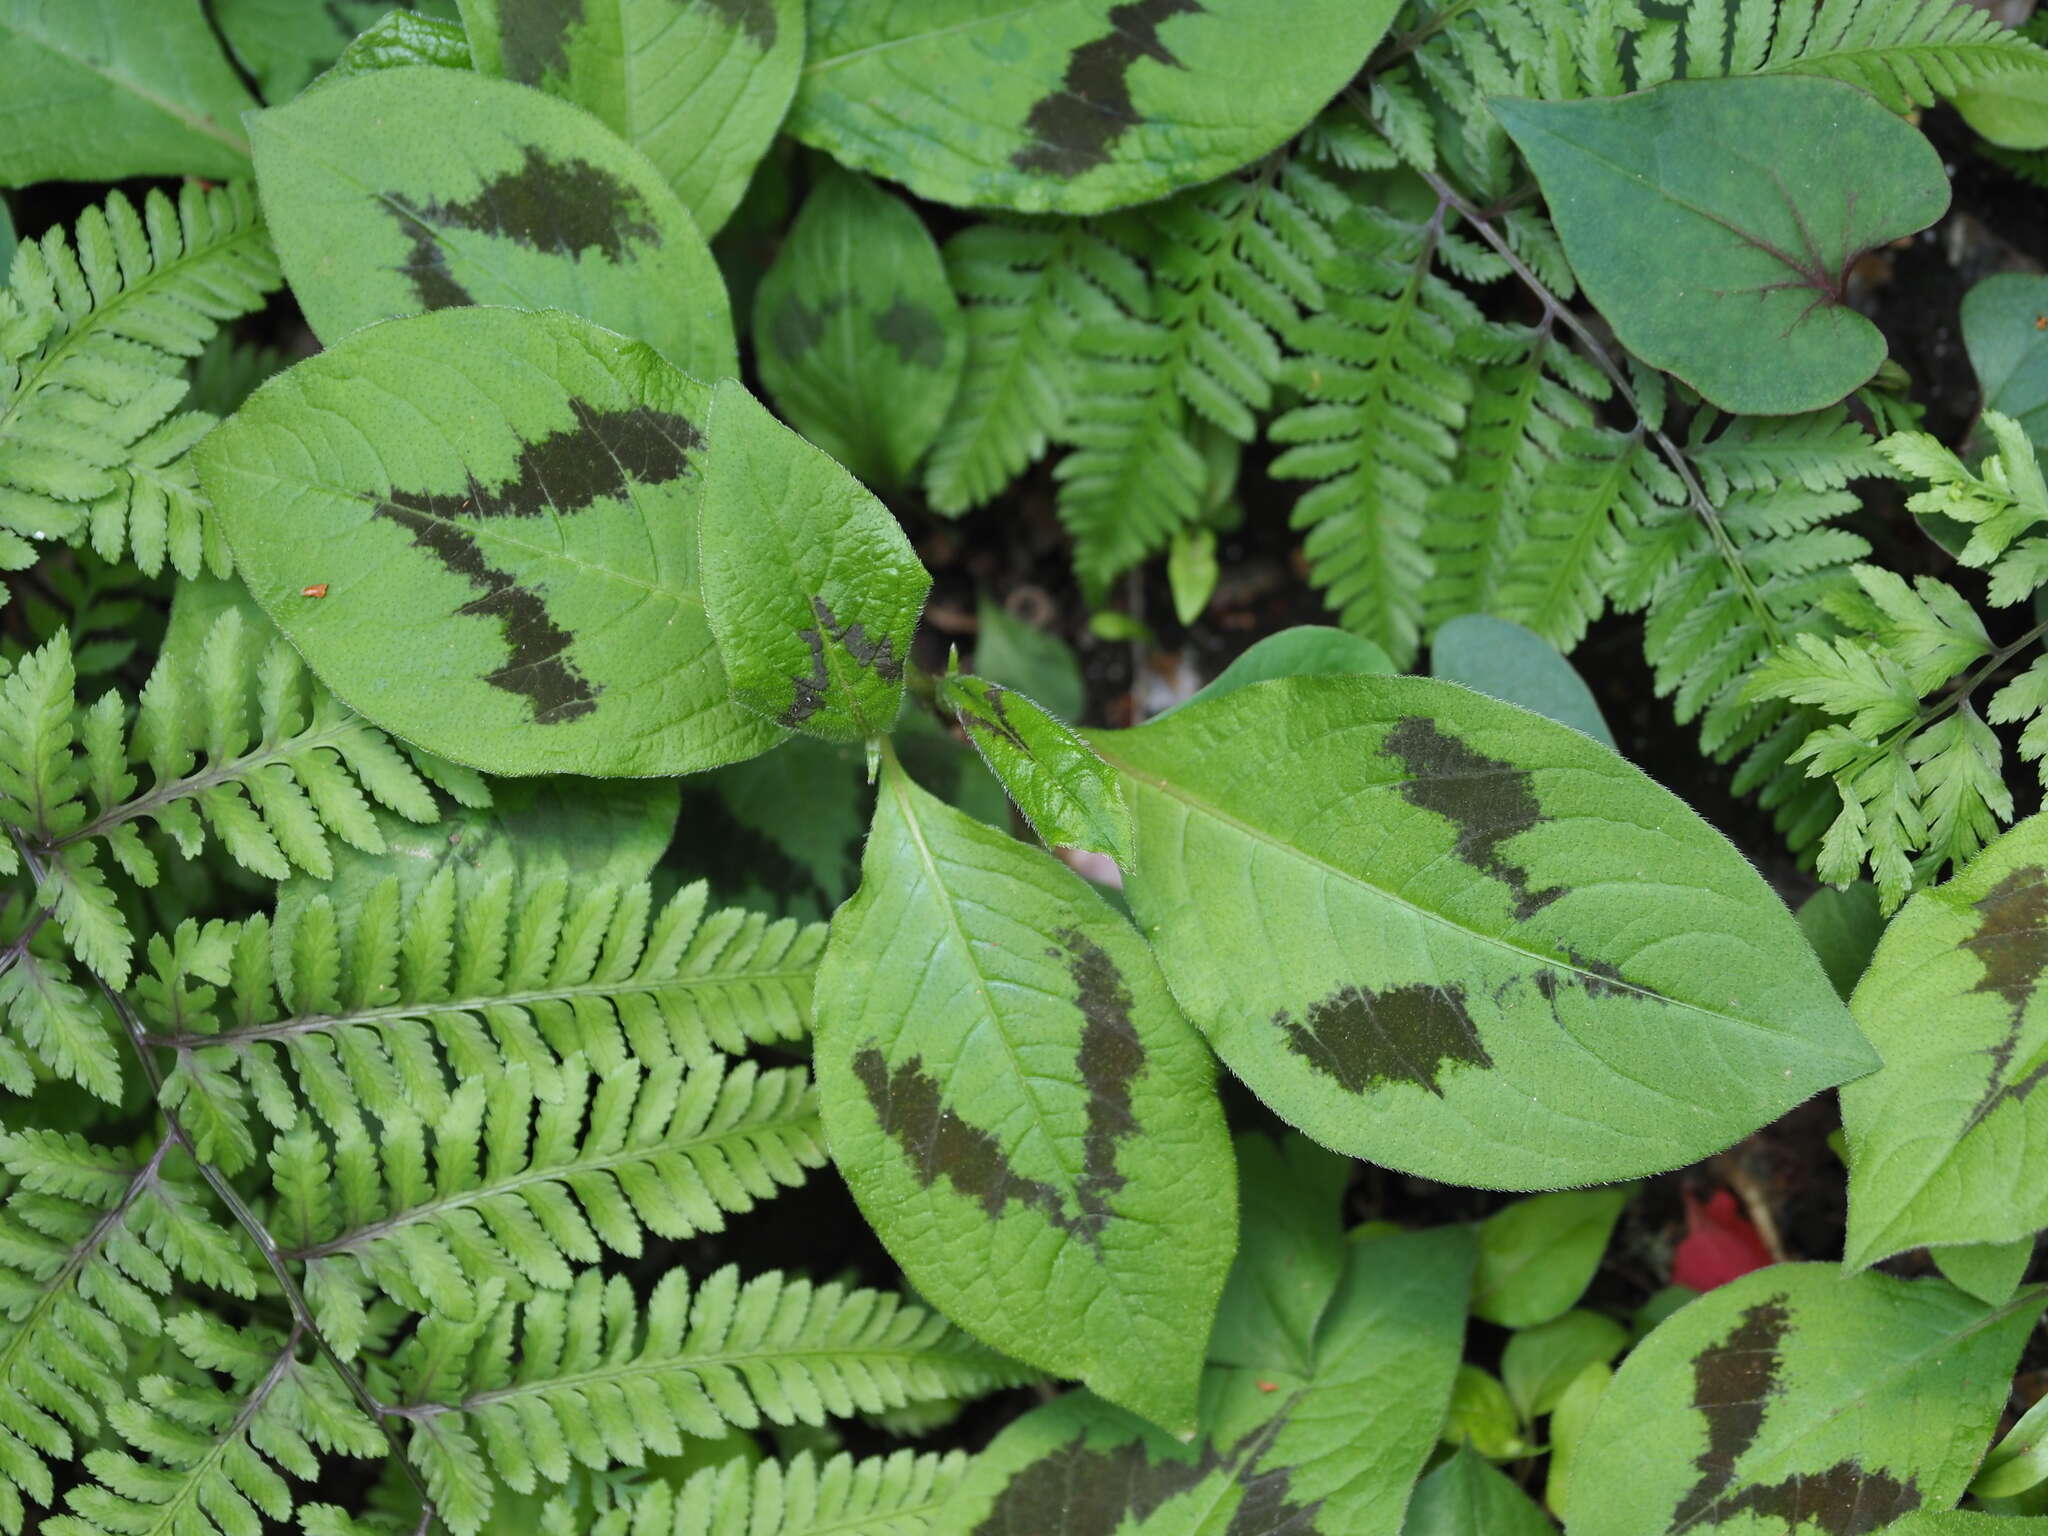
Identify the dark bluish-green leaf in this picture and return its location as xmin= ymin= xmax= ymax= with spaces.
xmin=698 ymin=382 xmax=930 ymax=741
xmin=1431 ymin=614 xmax=1613 ymax=748
xmin=939 ymin=672 xmax=1131 ymax=861
xmin=976 ymin=599 xmax=1086 ymax=724
xmin=215 ymin=0 xmax=393 ymax=101
xmin=1933 ymin=1238 xmax=2034 ymax=1306
xmin=1092 ymin=676 xmax=1877 ymax=1187
xmin=1208 ymin=1132 xmax=1349 ymax=1377
xmin=1963 ymin=272 xmax=2048 ymax=452
xmin=1172 ymin=626 xmax=1395 ymax=715
xmin=459 ymin=0 xmax=802 ymax=235
xmin=1842 ymin=817 xmax=2048 ymax=1268
xmin=1501 ymin=1310 xmax=1628 ymax=1422
xmin=196 ymin=306 xmax=781 ymax=776
xmin=812 ymin=755 xmax=1234 ymax=1434
xmin=1403 ymin=1446 xmax=1555 ymax=1536
xmin=1494 ymin=77 xmax=1949 ymax=414
xmin=1566 ymin=1265 xmax=2045 ymax=1536
xmin=250 ymin=66 xmax=735 ymax=378
xmin=790 ymin=0 xmax=1403 ymax=215
xmin=753 ymin=169 xmax=965 ymax=490
xmin=1797 ymin=881 xmax=1886 ymax=1002
xmin=0 ymin=0 xmax=255 ymax=186
xmin=704 ymin=736 xmax=870 ymax=909
xmin=936 ymin=1224 xmax=1473 ymax=1533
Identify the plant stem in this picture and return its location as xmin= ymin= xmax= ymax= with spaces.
xmin=5 ymin=826 xmax=442 ymax=1534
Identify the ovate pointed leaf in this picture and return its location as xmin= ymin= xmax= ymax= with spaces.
xmin=1933 ymin=1238 xmax=2034 ymax=1306
xmin=1842 ymin=815 xmax=2048 ymax=1268
xmin=1493 ymin=78 xmax=1949 ymax=415
xmin=250 ymin=66 xmax=735 ymax=378
xmin=699 ymin=382 xmax=930 ymax=741
xmin=460 ymin=0 xmax=803 ymax=235
xmin=938 ymin=672 xmax=1132 ymax=861
xmin=936 ymin=1225 xmax=1473 ymax=1534
xmin=1962 ymin=273 xmax=2048 ymax=452
xmin=753 ymin=169 xmax=966 ymax=490
xmin=1404 ymin=1446 xmax=1555 ymax=1536
xmin=812 ymin=756 xmax=1234 ymax=1434
xmin=1092 ymin=676 xmax=1877 ymax=1187
xmin=1565 ymin=1265 xmax=2045 ymax=1536
xmin=790 ymin=0 xmax=1404 ymax=214
xmin=195 ymin=306 xmax=781 ymax=776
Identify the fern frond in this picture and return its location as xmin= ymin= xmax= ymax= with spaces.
xmin=147 ymin=870 xmax=825 ymax=1170
xmin=1273 ymin=202 xmax=1479 ymax=666
xmin=1423 ymin=324 xmax=1602 ymax=629
xmin=43 ymin=1313 xmax=382 ymax=1536
xmin=390 ymin=1269 xmax=1030 ymax=1535
xmin=262 ymin=1055 xmax=824 ymax=1351
xmin=0 ymin=607 xmax=440 ymax=1015
xmin=1056 ymin=161 xmax=1345 ymax=593
xmin=581 ymin=1451 xmax=970 ymax=1536
xmin=0 ymin=184 xmax=279 ymax=583
xmin=924 ymin=220 xmax=1145 ymax=516
xmin=1731 ymin=0 xmax=2048 ymax=110
xmin=0 ymin=1131 xmax=257 ymax=1534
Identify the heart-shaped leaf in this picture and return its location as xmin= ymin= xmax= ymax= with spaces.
xmin=195 ymin=306 xmax=780 ymax=776
xmin=1494 ymin=77 xmax=1949 ymax=415
xmin=813 ymin=754 xmax=1235 ymax=1434
xmin=1963 ymin=273 xmax=2048 ymax=452
xmin=790 ymin=0 xmax=1404 ymax=215
xmin=250 ymin=65 xmax=735 ymax=378
xmin=1565 ymin=1265 xmax=2045 ymax=1536
xmin=1092 ymin=675 xmax=1878 ymax=1187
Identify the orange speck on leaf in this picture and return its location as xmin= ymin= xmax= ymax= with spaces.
xmin=301 ymin=584 xmax=328 ymax=598
xmin=1256 ymin=1380 xmax=1278 ymax=1393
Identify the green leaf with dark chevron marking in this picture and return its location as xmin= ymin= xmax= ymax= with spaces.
xmin=1493 ymin=77 xmax=1949 ymax=415
xmin=698 ymin=382 xmax=930 ymax=742
xmin=249 ymin=65 xmax=734 ymax=378
xmin=752 ymin=168 xmax=965 ymax=491
xmin=938 ymin=671 xmax=1132 ymax=862
xmin=934 ymin=1224 xmax=1472 ymax=1534
xmin=1842 ymin=814 xmax=2048 ymax=1270
xmin=1091 ymin=676 xmax=1878 ymax=1189
xmin=812 ymin=752 xmax=1234 ymax=1434
xmin=459 ymin=0 xmax=802 ymax=235
xmin=1566 ymin=1265 xmax=2045 ymax=1536
xmin=789 ymin=0 xmax=1403 ymax=216
xmin=195 ymin=306 xmax=781 ymax=777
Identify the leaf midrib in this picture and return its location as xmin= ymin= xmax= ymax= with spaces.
xmin=1 ymin=17 xmax=252 ymax=158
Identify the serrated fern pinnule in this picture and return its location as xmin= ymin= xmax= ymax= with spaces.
xmin=0 ymin=1130 xmax=256 ymax=1535
xmin=584 ymin=1450 xmax=971 ymax=1536
xmin=146 ymin=870 xmax=826 ymax=1170
xmin=1730 ymin=0 xmax=2048 ymax=107
xmin=390 ymin=1269 xmax=1032 ymax=1535
xmin=0 ymin=184 xmax=280 ymax=585
xmin=260 ymin=1055 xmax=825 ymax=1354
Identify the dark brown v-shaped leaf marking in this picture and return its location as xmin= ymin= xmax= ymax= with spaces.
xmin=1274 ymin=981 xmax=1490 ymax=1097
xmin=370 ymin=400 xmax=701 ymax=723
xmin=1011 ymin=0 xmax=1206 ymax=178
xmin=1383 ymin=715 xmax=1565 ymax=920
xmin=852 ymin=932 xmax=1148 ymax=1249
xmin=495 ymin=0 xmax=584 ymax=84
xmin=1671 ymin=1294 xmax=1919 ymax=1534
xmin=783 ymin=596 xmax=906 ymax=727
xmin=1960 ymin=865 xmax=2048 ymax=1128
xmin=971 ymin=1406 xmax=1324 ymax=1534
xmin=386 ymin=144 xmax=660 ymax=311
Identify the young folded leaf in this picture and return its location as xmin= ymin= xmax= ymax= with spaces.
xmin=1565 ymin=1264 xmax=2045 ymax=1536
xmin=1842 ymin=815 xmax=2048 ymax=1269
xmin=1495 ymin=77 xmax=1949 ymax=415
xmin=790 ymin=0 xmax=1404 ymax=215
xmin=812 ymin=753 xmax=1233 ymax=1434
xmin=196 ymin=306 xmax=781 ymax=776
xmin=1091 ymin=675 xmax=1878 ymax=1188
xmin=753 ymin=169 xmax=966 ymax=490
xmin=934 ymin=1225 xmax=1473 ymax=1533
xmin=460 ymin=0 xmax=802 ymax=236
xmin=699 ymin=381 xmax=930 ymax=741
xmin=249 ymin=66 xmax=735 ymax=377
xmin=938 ymin=671 xmax=1133 ymax=862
